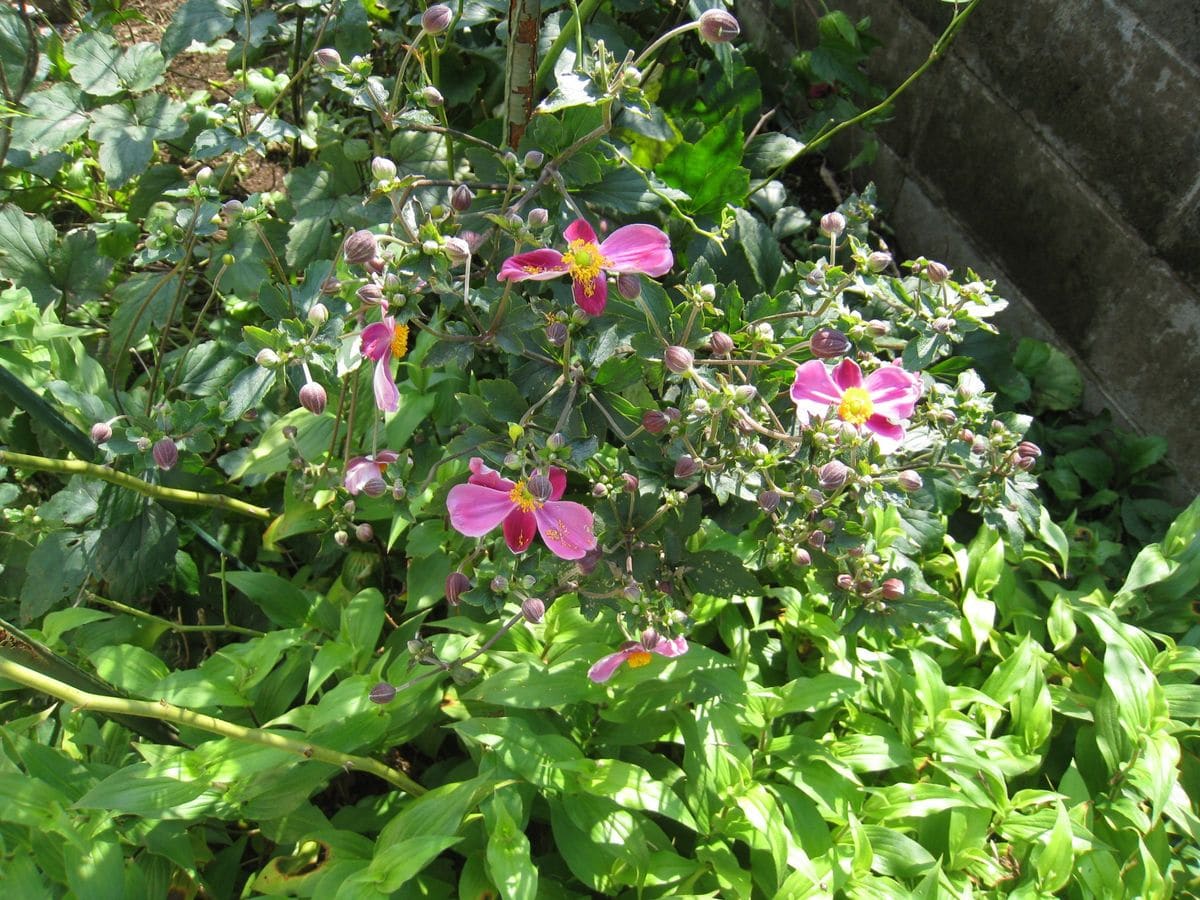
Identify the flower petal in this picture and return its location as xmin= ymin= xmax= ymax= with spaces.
xmin=360 ymin=318 xmax=395 ymax=361
xmin=864 ymin=415 xmax=905 ymax=454
xmin=447 ymin=482 xmax=516 ymax=536
xmin=344 ymin=457 xmax=375 ymax=495
xmin=864 ymin=364 xmax=922 ymax=420
xmin=573 ymin=274 xmax=608 ymax=316
xmin=599 ymin=224 xmax=673 ymax=277
xmin=373 ymin=356 xmax=400 ymax=413
xmin=587 ymin=648 xmax=632 ymax=683
xmin=546 ymin=466 xmax=567 ymax=501
xmin=503 ymin=508 xmax=538 ymax=553
xmin=468 ymin=457 xmax=515 ymax=491
xmin=564 ymin=218 xmax=599 ymax=245
xmin=790 ymin=360 xmax=843 ymax=422
xmin=651 ymin=635 xmax=689 ymax=659
xmin=534 ymin=500 xmax=597 ymax=560
xmin=498 ymin=249 xmax=569 ymax=282
xmin=831 ymin=358 xmax=864 ymax=391
xmin=374 ymin=450 xmax=400 ymax=466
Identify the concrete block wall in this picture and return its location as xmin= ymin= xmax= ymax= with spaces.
xmin=739 ymin=0 xmax=1200 ymax=494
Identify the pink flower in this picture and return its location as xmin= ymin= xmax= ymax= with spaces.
xmin=497 ymin=218 xmax=672 ymax=316
xmin=344 ymin=450 xmax=398 ymax=495
xmin=588 ymin=634 xmax=689 ymax=683
xmin=446 ymin=458 xmax=597 ymax=560
xmin=790 ymin=358 xmax=921 ymax=454
xmin=360 ymin=317 xmax=410 ymax=412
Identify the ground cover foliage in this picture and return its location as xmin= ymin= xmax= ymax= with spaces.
xmin=0 ymin=0 xmax=1197 ymax=896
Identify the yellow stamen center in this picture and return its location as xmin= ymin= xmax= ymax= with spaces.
xmin=837 ymin=387 xmax=874 ymax=425
xmin=391 ymin=323 xmax=409 ymax=359
xmin=508 ymin=480 xmax=544 ymax=512
xmin=625 ymin=650 xmax=653 ymax=669
xmin=561 ymin=239 xmax=609 ymax=298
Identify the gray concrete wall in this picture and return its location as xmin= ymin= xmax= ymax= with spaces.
xmin=740 ymin=0 xmax=1200 ymax=493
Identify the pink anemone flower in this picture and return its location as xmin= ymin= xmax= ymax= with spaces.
xmin=497 ymin=218 xmax=673 ymax=316
xmin=360 ymin=317 xmax=410 ymax=413
xmin=790 ymin=358 xmax=922 ymax=454
xmin=588 ymin=634 xmax=689 ymax=683
xmin=446 ymin=458 xmax=597 ymax=560
xmin=344 ymin=450 xmax=399 ymax=495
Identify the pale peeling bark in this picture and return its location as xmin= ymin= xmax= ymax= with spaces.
xmin=504 ymin=0 xmax=541 ymax=150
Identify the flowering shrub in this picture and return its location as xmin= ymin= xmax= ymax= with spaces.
xmin=0 ymin=0 xmax=1196 ymax=895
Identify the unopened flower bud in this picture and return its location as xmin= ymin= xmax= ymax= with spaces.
xmin=752 ymin=322 xmax=775 ymax=342
xmin=1016 ymin=455 xmax=1037 ymax=471
xmin=361 ymin=476 xmax=387 ymax=498
xmin=490 ymin=575 xmax=508 ymax=593
xmin=820 ymin=211 xmax=846 ymax=236
xmin=255 ymin=348 xmax=280 ymax=367
xmin=299 ymin=381 xmax=327 ymax=415
xmin=698 ymin=8 xmax=740 ymax=43
xmin=698 ymin=283 xmax=717 ymax=302
xmin=674 ymin=455 xmax=700 ymax=478
xmin=880 ymin=578 xmax=905 ymax=600
xmin=866 ymin=319 xmax=890 ymax=337
xmin=591 ymin=482 xmax=609 ymax=498
xmin=527 ymin=207 xmax=549 ymax=228
xmin=136 ymin=436 xmax=152 ymax=452
xmin=665 ymin=407 xmax=681 ymax=421
xmin=642 ymin=409 xmax=670 ymax=434
xmin=836 ymin=573 xmax=854 ymax=591
xmin=406 ymin=639 xmax=428 ymax=657
xmin=343 ymin=230 xmax=378 ymax=265
xmin=357 ymin=284 xmax=384 ymax=305
xmin=195 ymin=166 xmax=213 ymax=186
xmin=315 ymin=48 xmax=342 ymax=69
xmin=522 ymin=150 xmax=544 ymax=168
xmin=664 ymin=345 xmax=694 ymax=374
xmin=807 ymin=530 xmax=827 ymax=549
xmin=616 ymin=273 xmax=641 ymax=299
xmin=758 ymin=490 xmax=780 ymax=512
xmin=866 ymin=250 xmax=892 ymax=272
xmin=818 ymin=460 xmax=850 ymax=492
xmin=1017 ymin=441 xmax=1042 ymax=460
xmin=897 ymin=470 xmax=924 ymax=492
xmin=307 ymin=302 xmax=329 ymax=326
xmin=355 ymin=523 xmax=374 ymax=543
xmin=621 ymin=473 xmax=639 ymax=493
xmin=708 ymin=331 xmax=734 ymax=355
xmin=450 ymin=183 xmax=474 ymax=211
xmin=421 ymin=85 xmax=444 ymax=107
xmin=369 ymin=682 xmax=396 ymax=704
xmin=392 ymin=481 xmax=407 ymax=500
xmin=421 ymin=3 xmax=452 ymax=34
xmin=810 ymin=327 xmax=851 ymax=359
xmin=445 ymin=571 xmax=470 ymax=605
xmin=925 ymin=261 xmax=950 ymax=284
xmin=527 ymin=473 xmax=554 ymax=502
xmin=91 ymin=422 xmax=112 ymax=444
xmin=334 ymin=529 xmax=349 ymax=546
xmin=691 ymin=398 xmax=710 ymax=416
xmin=443 ymin=237 xmax=471 ymax=266
xmin=807 ymin=260 xmax=828 ymax=286
xmin=734 ymin=384 xmax=757 ymax=402
xmin=152 ymin=438 xmax=178 ymax=471
xmin=521 ymin=598 xmax=545 ymax=623
xmin=371 ymin=156 xmax=397 ymax=181
xmin=281 ymin=425 xmax=297 ymax=440
xmin=972 ymin=436 xmax=989 ymax=455
xmin=792 ymin=548 xmax=812 ymax=567
xmin=932 ymin=317 xmax=954 ymax=333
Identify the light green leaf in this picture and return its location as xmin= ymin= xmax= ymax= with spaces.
xmin=10 ymin=84 xmax=89 ymax=155
xmin=65 ymin=32 xmax=123 ymax=96
xmin=1035 ymin=801 xmax=1074 ymax=893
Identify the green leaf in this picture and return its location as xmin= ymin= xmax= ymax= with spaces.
xmin=10 ymin=84 xmax=90 ymax=155
xmin=162 ymin=0 xmax=238 ymax=58
xmin=341 ymin=589 xmax=385 ymax=662
xmin=74 ymin=764 xmax=210 ymax=817
xmin=466 ymin=661 xmax=592 ymax=708
xmin=92 ymin=504 xmax=178 ymax=602
xmin=0 ymin=204 xmax=57 ymax=309
xmin=483 ymin=787 xmax=537 ymax=900
xmin=683 ymin=550 xmax=760 ymax=597
xmin=742 ymin=132 xmax=804 ymax=178
xmin=65 ymin=31 xmax=124 ymax=96
xmin=89 ymin=644 xmax=171 ymax=696
xmin=1034 ymin=801 xmax=1074 ymax=893
xmin=221 ymin=571 xmax=311 ymax=627
xmin=771 ymin=673 xmax=862 ymax=715
xmin=18 ymin=531 xmax=92 ymax=622
xmin=220 ymin=364 xmax=275 ymax=423
xmin=89 ymin=97 xmax=188 ymax=187
xmin=658 ymin=110 xmax=749 ymax=216
xmin=116 ymin=42 xmax=167 ymax=92
xmin=106 ymin=272 xmax=183 ymax=368
xmin=365 ymin=835 xmax=461 ymax=892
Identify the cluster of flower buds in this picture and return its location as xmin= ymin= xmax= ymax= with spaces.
xmin=1010 ymin=440 xmax=1042 ymax=471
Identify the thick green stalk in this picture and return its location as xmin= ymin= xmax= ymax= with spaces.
xmin=0 ymin=657 xmax=423 ymax=795
xmin=0 ymin=449 xmax=272 ymax=521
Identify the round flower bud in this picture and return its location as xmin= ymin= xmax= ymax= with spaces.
xmin=674 ymin=455 xmax=700 ymax=478
xmin=642 ymin=409 xmax=670 ymax=434
xmin=757 ymin=490 xmax=780 ymax=512
xmin=806 ymin=260 xmax=828 ymax=287
xmin=734 ymin=384 xmax=757 ymax=403
xmin=691 ymin=398 xmax=710 ymax=416
xmin=521 ymin=149 xmax=544 ymax=169
xmin=315 ymin=48 xmax=342 ymax=69
xmin=810 ymin=327 xmax=851 ymax=359
xmin=792 ymin=548 xmax=812 ymax=567
xmin=1016 ymin=455 xmax=1037 ymax=471
xmin=820 ymin=211 xmax=846 ymax=237
xmin=136 ymin=436 xmax=152 ymax=453
xmin=443 ymin=237 xmax=471 ymax=267
xmin=299 ymin=382 xmax=327 ymax=415
xmin=932 ymin=317 xmax=954 ymax=333
xmin=546 ymin=432 xmax=565 ymax=450
xmin=664 ymin=345 xmax=694 ymax=374
xmin=616 ymin=273 xmax=641 ymax=299
xmin=866 ymin=319 xmax=890 ymax=337
xmin=708 ymin=331 xmax=734 ymax=355
xmin=591 ymin=482 xmax=609 ymax=498
xmin=752 ymin=322 xmax=775 ymax=342
xmin=152 ymin=438 xmax=179 ymax=471
xmin=361 ymin=476 xmax=388 ymax=498
xmin=817 ymin=460 xmax=850 ymax=493
xmin=255 ymin=348 xmax=280 ymax=367
xmin=866 ymin=250 xmax=892 ymax=272
xmin=665 ymin=407 xmax=681 ymax=421
xmin=371 ymin=156 xmax=397 ymax=181
xmin=880 ymin=578 xmax=905 ymax=600
xmin=925 ymin=261 xmax=950 ymax=284
xmin=971 ymin=436 xmax=989 ymax=455
xmin=545 ymin=321 xmax=568 ymax=346
xmin=319 ymin=276 xmax=341 ymax=295
xmin=621 ymin=473 xmax=639 ymax=493
xmin=281 ymin=426 xmax=297 ymax=440
xmin=220 ymin=199 xmax=243 ymax=221
xmin=357 ymin=284 xmax=384 ymax=305
xmin=307 ymin=302 xmax=329 ymax=326
xmin=698 ymin=283 xmax=717 ymax=303
xmin=355 ymin=523 xmax=375 ymax=543
xmin=521 ymin=598 xmax=545 ymax=623
xmin=421 ymin=85 xmax=444 ymax=107
xmin=450 ymin=183 xmax=474 ymax=212
xmin=577 ymin=546 xmax=602 ymax=575
xmin=195 ymin=166 xmax=214 ymax=186
xmin=698 ymin=8 xmax=740 ymax=43
xmin=527 ymin=473 xmax=554 ymax=502
xmin=369 ymin=682 xmax=396 ymax=704
xmin=490 ymin=575 xmax=509 ymax=593
xmin=392 ymin=481 xmax=407 ymax=500
xmin=807 ymin=530 xmax=827 ymax=549
xmin=897 ymin=470 xmax=924 ymax=492
xmin=421 ymin=4 xmax=453 ymax=34
xmin=343 ymin=230 xmax=378 ymax=265
xmin=445 ymin=571 xmax=471 ymax=606
xmin=334 ymin=529 xmax=349 ymax=546
xmin=526 ymin=207 xmax=549 ymax=229
xmin=1017 ymin=441 xmax=1042 ymax=460
xmin=836 ymin=573 xmax=854 ymax=591
xmin=91 ymin=422 xmax=112 ymax=444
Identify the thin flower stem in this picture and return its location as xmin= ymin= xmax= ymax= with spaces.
xmin=0 ymin=450 xmax=271 ymax=521
xmin=586 ymin=392 xmax=636 ymax=443
xmin=87 ymin=592 xmax=265 ymax=638
xmin=535 ymin=0 xmax=603 ymax=91
xmin=631 ymin=21 xmax=702 ymax=72
xmin=0 ymin=657 xmax=423 ymax=795
xmin=552 ymin=377 xmax=582 ymax=436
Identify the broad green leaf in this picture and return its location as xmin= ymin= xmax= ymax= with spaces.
xmin=10 ymin=84 xmax=89 ymax=156
xmin=1034 ymin=801 xmax=1074 ymax=893
xmin=65 ymin=32 xmax=123 ymax=96
xmin=162 ymin=0 xmax=238 ymax=57
xmin=92 ymin=503 xmax=178 ymax=602
xmin=365 ymin=835 xmax=460 ymax=892
xmin=483 ymin=787 xmax=537 ymax=900
xmin=466 ymin=661 xmax=593 ymax=708
xmin=18 ymin=531 xmax=92 ymax=621
xmin=74 ymin=764 xmax=210 ymax=818
xmin=0 ymin=204 xmax=57 ymax=309
xmin=770 ymin=672 xmax=862 ymax=715
xmin=221 ymin=570 xmax=311 ymax=627
xmin=658 ymin=110 xmax=748 ymax=217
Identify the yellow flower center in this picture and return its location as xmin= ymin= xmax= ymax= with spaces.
xmin=508 ymin=480 xmax=544 ymax=512
xmin=837 ymin=387 xmax=874 ymax=425
xmin=625 ymin=650 xmax=653 ymax=669
xmin=561 ymin=239 xmax=610 ymax=298
xmin=391 ymin=323 xmax=409 ymax=359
